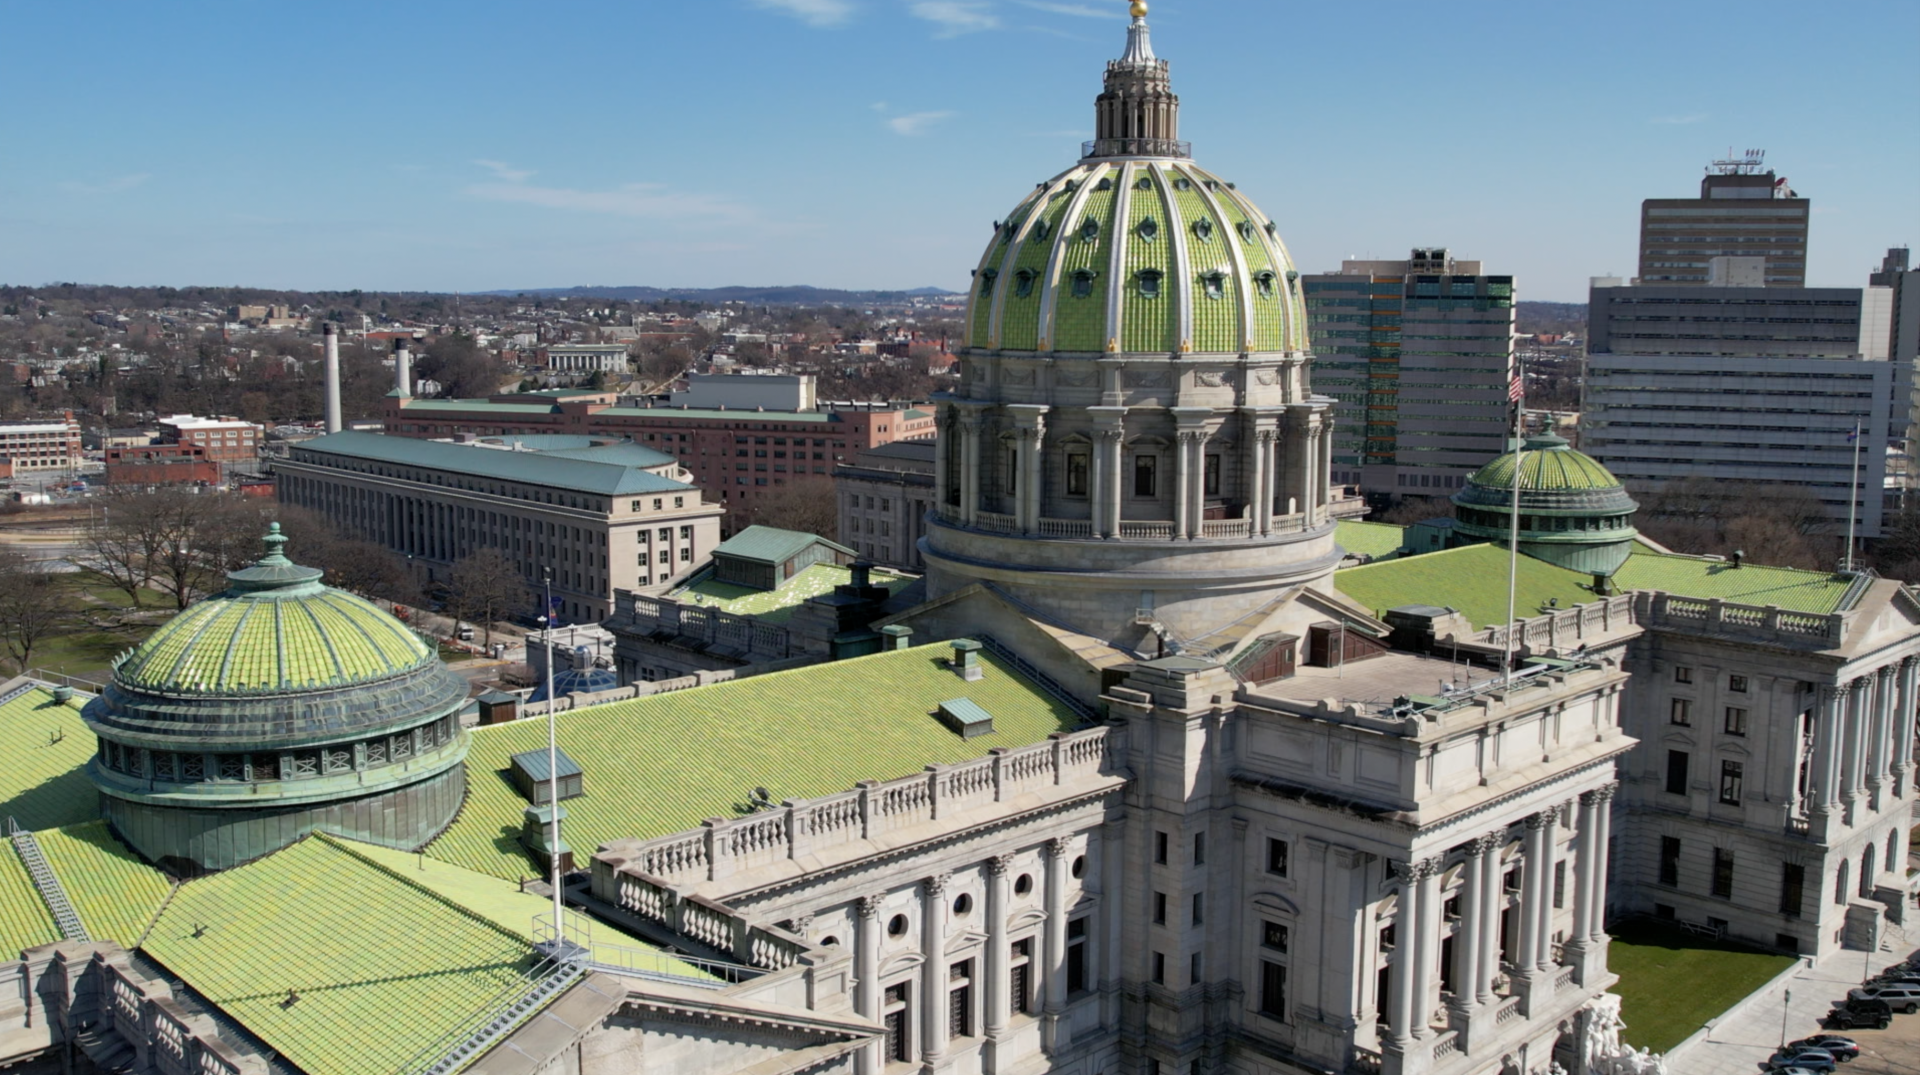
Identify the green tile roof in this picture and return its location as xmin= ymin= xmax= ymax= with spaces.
xmin=1335 ymin=544 xmax=1598 ymax=630
xmin=425 ymin=646 xmax=1083 ymax=880
xmin=1336 ymin=520 xmax=1406 ymax=561
xmin=712 ymin=525 xmax=853 ymax=567
xmin=0 ymin=846 xmax=58 ymax=957
xmin=399 ymin=399 xmax=562 ymax=415
xmin=682 ymin=563 xmax=914 ymax=625
xmin=116 ymin=588 xmax=431 ymax=695
xmin=1469 ymin=441 xmax=1622 ymax=492
xmin=36 ymin=820 xmax=173 ymax=948
xmin=296 ymin=431 xmax=692 ymax=496
xmin=1612 ymin=549 xmax=1853 ymax=614
xmin=0 ymin=685 xmax=99 ymax=831
xmin=598 ymin=406 xmax=834 ymax=423
xmin=144 ymin=835 xmax=533 ymax=1075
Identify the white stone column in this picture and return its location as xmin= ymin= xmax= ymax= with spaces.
xmin=1317 ymin=418 xmax=1334 ymax=517
xmin=856 ymin=894 xmax=883 ymax=1075
xmin=1476 ymin=834 xmax=1502 ymax=1005
xmin=1411 ymin=857 xmax=1442 ymax=1038
xmin=1845 ymin=677 xmax=1869 ymax=799
xmin=921 ymin=874 xmax=949 ymax=1070
xmin=1452 ymin=846 xmax=1483 ymax=1016
xmin=1386 ymin=862 xmax=1419 ymax=1047
xmin=1813 ymin=685 xmax=1844 ymax=814
xmin=1041 ymin=836 xmax=1071 ymax=1053
xmin=959 ymin=413 xmax=984 ymax=526
xmin=933 ymin=406 xmax=953 ymax=520
xmin=1872 ymin=665 xmax=1896 ymax=789
xmin=1897 ymin=658 xmax=1920 ymax=787
xmin=1572 ymin=792 xmax=1600 ymax=941
xmin=983 ymin=855 xmax=1011 ymax=1070
xmin=1534 ymin=806 xmax=1559 ymax=971
xmin=1252 ymin=429 xmax=1275 ymax=535
xmin=1172 ymin=431 xmax=1199 ymax=540
xmin=1517 ymin=813 xmax=1546 ymax=978
xmin=1587 ymin=786 xmax=1616 ymax=943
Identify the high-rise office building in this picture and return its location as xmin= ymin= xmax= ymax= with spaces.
xmin=1637 ymin=151 xmax=1809 ymax=287
xmin=1305 ymin=249 xmax=1517 ymax=500
xmin=1582 ymin=275 xmax=1897 ymax=537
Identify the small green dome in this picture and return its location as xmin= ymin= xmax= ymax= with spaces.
xmin=965 ymin=159 xmax=1308 ymax=356
xmin=1466 ymin=434 xmax=1623 ymax=493
xmin=115 ymin=524 xmax=430 ymax=696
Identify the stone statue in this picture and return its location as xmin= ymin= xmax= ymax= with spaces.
xmin=1581 ymin=994 xmax=1668 ymax=1075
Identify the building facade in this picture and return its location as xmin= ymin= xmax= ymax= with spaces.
xmin=157 ymin=414 xmax=263 ymax=468
xmin=544 ymin=344 xmax=632 ymax=373
xmin=1305 ymin=250 xmax=1517 ymax=501
xmin=1637 ymin=154 xmax=1809 ymax=287
xmin=836 ymin=440 xmax=936 ymax=570
xmin=1582 ymin=279 xmax=1899 ymax=537
xmin=276 ymin=432 xmax=724 ymax=623
xmin=0 ymin=412 xmax=82 ymax=474
xmin=103 ymin=443 xmax=221 ymax=487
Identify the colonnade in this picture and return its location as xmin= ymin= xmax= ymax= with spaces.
xmin=936 ymin=399 xmax=1334 ymax=540
xmin=853 ymin=837 xmax=1076 ymax=1075
xmin=1385 ymin=785 xmax=1616 ymax=1050
xmin=1806 ymin=657 xmax=1919 ymax=818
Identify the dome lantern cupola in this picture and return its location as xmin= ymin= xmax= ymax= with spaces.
xmin=1088 ymin=1 xmax=1184 ymax=161
xmin=83 ymin=525 xmax=470 ymax=873
xmin=1450 ymin=434 xmax=1641 ymax=580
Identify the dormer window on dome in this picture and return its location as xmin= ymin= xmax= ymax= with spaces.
xmin=1137 ymin=269 xmax=1164 ymax=299
xmin=1200 ymin=272 xmax=1226 ymax=300
xmin=1014 ymin=269 xmax=1038 ymax=298
xmin=1072 ymin=269 xmax=1099 ymax=298
xmin=1255 ymin=271 xmax=1277 ymax=298
xmin=1239 ymin=220 xmax=1258 ymax=242
xmin=1137 ymin=217 xmax=1159 ymax=242
xmin=1192 ymin=217 xmax=1214 ymax=242
xmin=1174 ymin=177 xmax=1192 ymax=192
xmin=1136 ymin=177 xmax=1152 ymax=191
xmin=1096 ymin=176 xmax=1113 ymax=192
xmin=1032 ymin=218 xmax=1052 ymax=242
xmin=1080 ymin=217 xmax=1101 ymax=242
xmin=979 ymin=268 xmax=998 ymax=298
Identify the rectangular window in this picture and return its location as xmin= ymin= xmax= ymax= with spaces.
xmin=1134 ymin=455 xmax=1157 ymax=496
xmin=884 ymin=983 xmax=910 ymax=1064
xmin=1712 ymin=848 xmax=1734 ymax=899
xmin=1065 ymin=919 xmax=1087 ymax=994
xmin=1659 ymin=836 xmax=1681 ymax=887
xmin=1152 ymin=951 xmax=1165 ymax=984
xmin=1067 ymin=453 xmax=1089 ymax=496
xmin=1719 ymin=760 xmax=1743 ymax=805
xmin=1203 ymin=453 xmax=1221 ymax=496
xmin=1666 ymin=750 xmax=1689 ymax=796
xmin=1011 ymin=938 xmax=1033 ymax=1013
xmin=1670 ymin=698 xmax=1691 ymax=726
xmin=1267 ymin=838 xmax=1289 ymax=877
xmin=1781 ymin=862 xmax=1805 ymax=917
xmin=1153 ymin=892 xmax=1167 ymax=925
xmin=1262 ymin=921 xmax=1289 ymax=952
xmin=1674 ymin=666 xmax=1693 ymax=684
xmin=948 ymin=960 xmax=972 ymax=1039
xmin=1553 ymin=861 xmax=1566 ymax=909
xmin=1260 ymin=960 xmax=1287 ymax=1019
xmin=1193 ymin=832 xmax=1205 ymax=865
xmin=1724 ymin=707 xmax=1748 ymax=736
xmin=1729 ymin=674 xmax=1748 ymax=693
xmin=1191 ymin=892 xmax=1204 ymax=926
xmin=1155 ymin=831 xmax=1168 ymax=864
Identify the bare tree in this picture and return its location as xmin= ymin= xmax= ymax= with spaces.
xmin=0 ymin=550 xmax=70 ymax=673
xmin=446 ymin=548 xmax=526 ymax=647
xmin=743 ymin=478 xmax=840 ymax=539
xmin=78 ymin=492 xmax=164 ymax=606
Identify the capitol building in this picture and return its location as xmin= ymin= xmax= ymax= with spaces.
xmin=0 ymin=7 xmax=1916 ymax=1075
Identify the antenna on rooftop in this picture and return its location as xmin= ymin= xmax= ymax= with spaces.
xmin=1708 ymin=148 xmax=1768 ymax=175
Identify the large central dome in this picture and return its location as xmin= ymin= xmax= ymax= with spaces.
xmin=920 ymin=7 xmax=1340 ymax=663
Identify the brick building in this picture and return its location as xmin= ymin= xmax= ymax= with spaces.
xmin=104 ymin=444 xmax=221 ymax=487
xmin=0 ymin=412 xmax=82 ymax=474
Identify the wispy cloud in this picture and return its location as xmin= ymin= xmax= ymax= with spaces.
xmin=1649 ymin=113 xmax=1709 ymax=125
xmin=910 ymin=1 xmax=999 ymax=36
xmin=870 ymin=101 xmax=890 ymax=112
xmin=751 ymin=0 xmax=855 ymax=26
xmin=474 ymin=159 xmax=534 ymax=182
xmin=466 ymin=163 xmax=753 ymax=223
xmin=1014 ymin=0 xmax=1107 ymax=17
xmin=887 ymin=111 xmax=955 ymax=135
xmin=63 ymin=173 xmax=150 ymax=195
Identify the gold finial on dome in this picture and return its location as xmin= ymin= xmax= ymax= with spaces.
xmin=1130 ymin=0 xmax=1148 ymax=16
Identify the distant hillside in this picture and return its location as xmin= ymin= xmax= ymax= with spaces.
xmin=482 ymin=284 xmax=962 ymax=305
xmin=1516 ymin=301 xmax=1586 ymax=337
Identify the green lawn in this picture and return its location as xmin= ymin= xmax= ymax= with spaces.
xmin=1608 ymin=920 xmax=1796 ymax=1052
xmin=11 ymin=573 xmax=178 ymax=682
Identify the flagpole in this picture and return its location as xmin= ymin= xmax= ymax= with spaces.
xmin=1503 ymin=363 xmax=1525 ymax=688
xmin=1846 ymin=420 xmax=1861 ymax=572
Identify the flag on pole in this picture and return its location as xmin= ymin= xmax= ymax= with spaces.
xmin=1847 ymin=427 xmax=1860 ymax=442
xmin=1508 ymin=372 xmax=1524 ymax=402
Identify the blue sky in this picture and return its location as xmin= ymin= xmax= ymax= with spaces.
xmin=2 ymin=0 xmax=1914 ymax=301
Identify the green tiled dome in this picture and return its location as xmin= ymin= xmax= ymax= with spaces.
xmin=116 ymin=534 xmax=429 ymax=696
xmin=966 ymin=159 xmax=1308 ymax=356
xmin=1467 ymin=434 xmax=1622 ymax=493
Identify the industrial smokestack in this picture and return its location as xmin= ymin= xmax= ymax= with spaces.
xmin=393 ymin=338 xmax=413 ymax=399
xmin=322 ymin=323 xmax=343 ymax=434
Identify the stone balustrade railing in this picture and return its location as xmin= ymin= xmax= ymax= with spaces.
xmin=1474 ymin=594 xmax=1638 ymax=651
xmin=93 ymin=950 xmax=265 ymax=1075
xmin=1470 ymin=587 xmax=1855 ymax=652
xmin=612 ymin=726 xmax=1112 ymax=886
xmin=606 ymin=869 xmax=810 ymax=974
xmin=935 ymin=506 xmax=1319 ymax=543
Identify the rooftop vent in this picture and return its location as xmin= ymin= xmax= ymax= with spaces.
xmin=936 ymin=698 xmax=995 ymax=739
xmin=50 ymin=685 xmax=73 ymax=705
xmin=509 ymin=748 xmax=585 ymax=805
xmin=949 ymin=639 xmax=983 ymax=681
xmin=880 ymin=625 xmax=913 ymax=651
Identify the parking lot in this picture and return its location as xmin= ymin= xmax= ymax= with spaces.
xmin=1829 ymin=1017 xmax=1920 ymax=1074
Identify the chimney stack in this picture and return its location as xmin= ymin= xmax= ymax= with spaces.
xmin=393 ymin=338 xmax=413 ymax=399
xmin=322 ymin=323 xmax=343 ymax=433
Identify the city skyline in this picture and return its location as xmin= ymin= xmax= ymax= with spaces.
xmin=0 ymin=0 xmax=1914 ymax=302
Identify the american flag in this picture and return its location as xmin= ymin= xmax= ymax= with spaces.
xmin=1508 ymin=372 xmax=1524 ymax=402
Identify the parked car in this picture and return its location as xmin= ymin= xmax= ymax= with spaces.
xmin=1826 ymin=1004 xmax=1889 ymax=1030
xmin=1788 ymin=1036 xmax=1859 ymax=1061
xmin=1769 ymin=1050 xmax=1837 ymax=1074
xmin=1848 ymin=984 xmax=1920 ymax=1012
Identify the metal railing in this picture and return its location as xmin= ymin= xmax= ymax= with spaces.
xmin=9 ymin=819 xmax=88 ymax=941
xmin=1082 ymin=137 xmax=1190 ymax=159
xmin=403 ymin=954 xmax=585 ymax=1075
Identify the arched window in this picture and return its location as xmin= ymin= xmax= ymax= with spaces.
xmin=1239 ymin=220 xmax=1259 ymax=243
xmin=1031 ymin=218 xmax=1052 ymax=242
xmin=1137 ymin=270 xmax=1164 ymax=300
xmin=1137 ymin=217 xmax=1159 ymax=243
xmin=1192 ymin=217 xmax=1215 ymax=242
xmin=1836 ymin=860 xmax=1850 ymax=905
xmin=1200 ymin=272 xmax=1226 ymax=300
xmin=1071 ymin=270 xmax=1098 ymax=299
xmin=1080 ymin=218 xmax=1100 ymax=242
xmin=978 ymin=268 xmax=998 ymax=299
xmin=1255 ymin=271 xmax=1278 ymax=298
xmin=1014 ymin=269 xmax=1038 ymax=298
